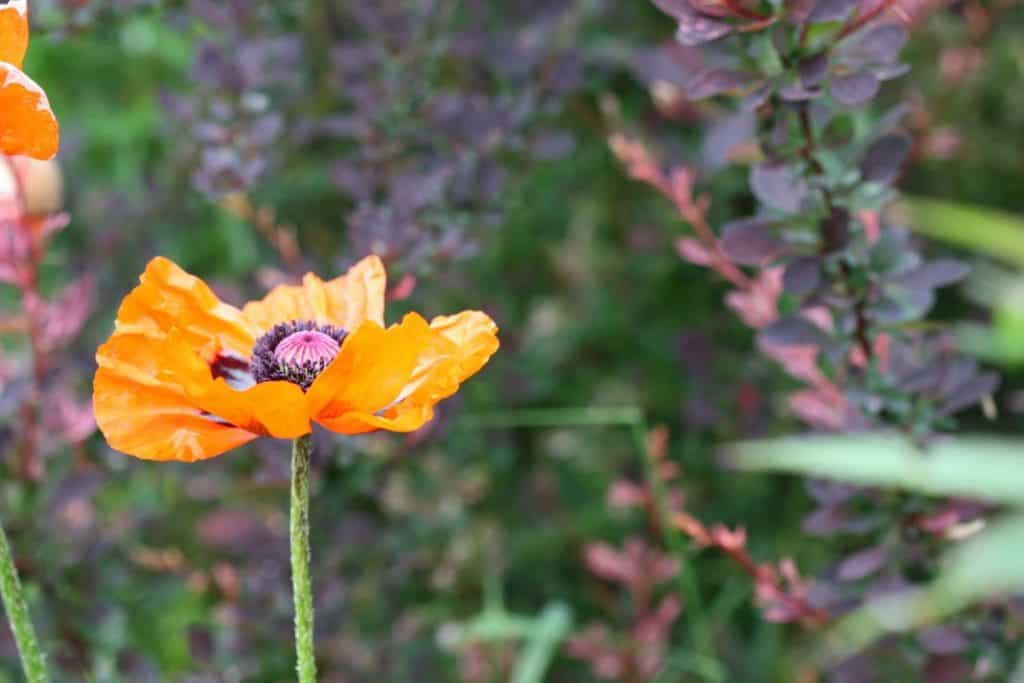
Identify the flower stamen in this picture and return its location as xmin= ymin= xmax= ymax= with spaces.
xmin=275 ymin=330 xmax=339 ymax=368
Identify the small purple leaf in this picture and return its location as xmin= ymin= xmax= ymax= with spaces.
xmin=651 ymin=0 xmax=696 ymax=19
xmin=652 ymin=1 xmax=733 ymax=45
xmin=872 ymin=288 xmax=935 ymax=324
xmin=917 ymin=627 xmax=968 ymax=655
xmin=750 ymin=162 xmax=808 ymax=213
xmin=719 ymin=218 xmax=786 ymax=265
xmin=703 ymin=112 xmax=756 ymax=169
xmin=876 ymin=62 xmax=911 ymax=81
xmin=676 ymin=20 xmax=733 ymax=46
xmin=896 ymin=362 xmax=945 ymax=394
xmin=687 ymin=68 xmax=754 ymax=100
xmin=939 ymin=371 xmax=1000 ymax=416
xmin=808 ymin=0 xmax=858 ymax=22
xmin=786 ymin=0 xmax=818 ymax=22
xmin=803 ymin=505 xmax=849 ymax=536
xmin=783 ymin=256 xmax=822 ymax=295
xmin=936 ymin=358 xmax=979 ymax=397
xmin=741 ymin=83 xmax=772 ymax=112
xmin=836 ymin=546 xmax=888 ymax=581
xmin=779 ymin=81 xmax=818 ymax=102
xmin=861 ymin=132 xmax=912 ymax=183
xmin=832 ymin=71 xmax=880 ymax=107
xmin=759 ymin=315 xmax=828 ymax=346
xmin=800 ymin=53 xmax=829 ymax=87
xmin=890 ymin=260 xmax=970 ymax=290
xmin=821 ymin=207 xmax=851 ymax=253
xmin=844 ymin=24 xmax=909 ymax=64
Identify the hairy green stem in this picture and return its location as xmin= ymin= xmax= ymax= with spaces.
xmin=290 ymin=434 xmax=317 ymax=682
xmin=0 ymin=520 xmax=49 ymax=683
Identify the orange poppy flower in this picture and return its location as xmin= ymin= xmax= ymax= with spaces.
xmin=93 ymin=256 xmax=499 ymax=461
xmin=0 ymin=0 xmax=59 ymax=160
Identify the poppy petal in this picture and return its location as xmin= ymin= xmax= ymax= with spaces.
xmin=94 ymin=329 xmax=310 ymax=461
xmin=0 ymin=0 xmax=28 ymax=69
xmin=422 ymin=311 xmax=501 ymax=399
xmin=94 ymin=333 xmax=258 ymax=461
xmin=242 ymin=254 xmax=385 ymax=331
xmin=309 ymin=311 xmax=499 ymax=435
xmin=0 ymin=63 xmax=58 ymax=160
xmin=158 ymin=329 xmax=311 ymax=439
xmin=114 ymin=256 xmax=260 ymax=360
xmin=313 ymin=405 xmax=436 ymax=436
xmin=306 ymin=313 xmax=431 ymax=421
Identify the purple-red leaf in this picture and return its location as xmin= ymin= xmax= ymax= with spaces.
xmin=675 ymin=18 xmax=733 ymax=46
xmin=861 ymin=132 xmax=912 ymax=183
xmin=939 ymin=371 xmax=999 ymax=416
xmin=750 ymin=163 xmax=808 ymax=213
xmin=783 ymin=256 xmax=822 ymax=295
xmin=703 ymin=112 xmax=756 ymax=169
xmin=33 ymin=275 xmax=94 ymax=352
xmin=836 ymin=546 xmax=888 ymax=581
xmin=889 ymin=260 xmax=969 ymax=290
xmin=832 ymin=71 xmax=880 ymax=107
xmin=719 ymin=218 xmax=785 ymax=265
xmin=759 ymin=314 xmax=828 ymax=346
xmin=843 ymin=24 xmax=909 ymax=65
xmin=687 ymin=68 xmax=754 ymax=100
xmin=652 ymin=1 xmax=734 ymax=45
xmin=808 ymin=0 xmax=858 ymax=22
xmin=917 ymin=627 xmax=968 ymax=655
xmin=799 ymin=53 xmax=829 ymax=87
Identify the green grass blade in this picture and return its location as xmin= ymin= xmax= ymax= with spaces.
xmin=729 ymin=433 xmax=1024 ymax=504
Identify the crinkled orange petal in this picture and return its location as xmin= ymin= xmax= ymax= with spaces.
xmin=315 ymin=405 xmax=437 ymax=436
xmin=309 ymin=310 xmax=499 ymax=435
xmin=0 ymin=63 xmax=58 ymax=160
xmin=94 ymin=259 xmax=317 ymax=460
xmin=114 ymin=256 xmax=261 ymax=360
xmin=242 ymin=254 xmax=385 ymax=331
xmin=420 ymin=311 xmax=501 ymax=401
xmin=0 ymin=0 xmax=28 ymax=69
xmin=306 ymin=313 xmax=432 ymax=422
xmin=157 ymin=329 xmax=311 ymax=439
xmin=94 ymin=333 xmax=258 ymax=462
xmin=94 ymin=328 xmax=311 ymax=461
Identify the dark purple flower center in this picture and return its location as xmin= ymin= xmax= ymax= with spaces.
xmin=249 ymin=320 xmax=347 ymax=390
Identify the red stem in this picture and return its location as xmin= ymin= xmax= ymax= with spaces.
xmin=8 ymin=161 xmax=44 ymax=481
xmin=837 ymin=0 xmax=894 ymax=40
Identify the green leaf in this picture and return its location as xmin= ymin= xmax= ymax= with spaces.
xmin=457 ymin=602 xmax=573 ymax=683
xmin=729 ymin=433 xmax=1024 ymax=504
xmin=512 ymin=603 xmax=573 ymax=683
xmin=902 ymin=197 xmax=1024 ymax=268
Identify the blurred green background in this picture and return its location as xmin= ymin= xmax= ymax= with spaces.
xmin=3 ymin=0 xmax=1024 ymax=681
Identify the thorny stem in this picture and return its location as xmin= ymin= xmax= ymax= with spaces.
xmin=837 ymin=0 xmax=901 ymax=40
xmin=463 ymin=407 xmax=719 ymax=672
xmin=712 ymin=537 xmax=829 ymax=627
xmin=797 ymin=104 xmax=874 ymax=363
xmin=675 ymin=194 xmax=751 ymax=290
xmin=290 ymin=434 xmax=317 ymax=683
xmin=628 ymin=419 xmax=714 ymax=660
xmin=0 ymin=521 xmax=50 ymax=683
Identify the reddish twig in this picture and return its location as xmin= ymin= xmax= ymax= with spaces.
xmin=609 ymin=134 xmax=751 ymax=289
xmin=8 ymin=163 xmax=45 ymax=481
xmin=837 ymin=0 xmax=901 ymax=40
